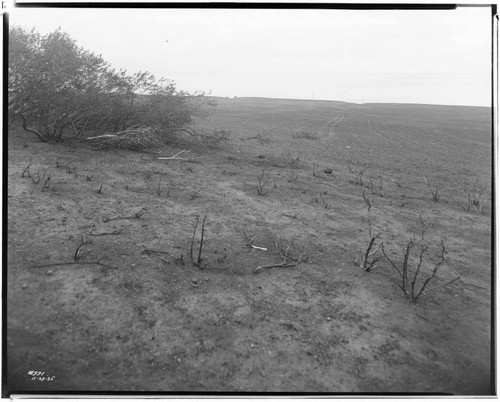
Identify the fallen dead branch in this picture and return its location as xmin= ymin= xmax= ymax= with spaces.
xmin=89 ymin=229 xmax=123 ymax=236
xmin=243 ymin=230 xmax=268 ymax=251
xmin=160 ymin=255 xmax=185 ymax=265
xmin=142 ymin=249 xmax=172 ymax=256
xmin=31 ymin=237 xmax=115 ymax=269
xmin=30 ymin=260 xmax=115 ymax=269
xmin=103 ymin=210 xmax=144 ymax=222
xmin=189 ymin=188 xmax=202 ymax=200
xmin=157 ymin=149 xmax=190 ymax=161
xmin=169 ymin=271 xmax=200 ymax=287
xmin=254 ymin=235 xmax=309 ymax=274
xmin=87 ymin=125 xmax=163 ymax=151
xmin=142 ymin=249 xmax=184 ymax=265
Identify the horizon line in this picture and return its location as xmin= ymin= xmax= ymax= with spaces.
xmin=208 ymin=95 xmax=491 ymax=108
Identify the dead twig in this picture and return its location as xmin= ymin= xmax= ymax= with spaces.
xmin=381 ymin=239 xmax=456 ymax=302
xmin=312 ymin=164 xmax=320 ymax=177
xmin=89 ymin=229 xmax=123 ymax=236
xmin=256 ymin=169 xmax=276 ymax=196
xmin=362 ymin=190 xmax=372 ymax=212
xmin=30 ymin=259 xmax=115 ymax=269
xmin=142 ymin=249 xmax=184 ymax=265
xmin=190 ymin=215 xmax=200 ymax=264
xmin=41 ymin=171 xmax=52 ymax=192
xmin=87 ymin=126 xmax=163 ymax=151
xmin=190 ymin=213 xmax=208 ymax=268
xmin=361 ymin=233 xmax=381 ymax=272
xmin=30 ymin=238 xmax=114 ymax=269
xmin=143 ymin=249 xmax=172 ymax=256
xmin=21 ymin=157 xmax=32 ymax=178
xmin=103 ymin=210 xmax=144 ymax=222
xmin=423 ymin=276 xmax=461 ymax=293
xmin=74 ymin=237 xmax=91 ymax=261
xmin=189 ymin=188 xmax=202 ymax=200
xmin=31 ymin=168 xmax=42 ymax=184
xmin=318 ymin=192 xmax=330 ymax=209
xmin=157 ymin=150 xmax=191 ymax=160
xmin=160 ymin=255 xmax=185 ymax=265
xmin=197 ymin=213 xmax=207 ymax=266
xmin=352 ymin=169 xmax=365 ymax=186
xmin=243 ymin=230 xmax=268 ymax=251
xmin=254 ymin=235 xmax=309 ymax=274
xmin=169 ymin=271 xmax=200 ymax=287
xmin=66 ymin=164 xmax=76 ymax=174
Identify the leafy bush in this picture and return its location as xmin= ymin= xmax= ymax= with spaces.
xmin=9 ymin=26 xmax=214 ymax=143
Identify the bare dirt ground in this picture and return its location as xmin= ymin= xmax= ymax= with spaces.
xmin=6 ymin=98 xmax=492 ymax=394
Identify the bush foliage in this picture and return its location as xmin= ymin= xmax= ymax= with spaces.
xmin=9 ymin=26 xmax=215 ymax=143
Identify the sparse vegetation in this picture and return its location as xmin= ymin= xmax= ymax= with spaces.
xmin=8 ymin=92 xmax=491 ymax=392
xmin=454 ymin=174 xmax=490 ymax=213
xmin=358 ymin=190 xmax=382 ymax=272
xmin=381 ymin=238 xmax=460 ymax=302
xmin=283 ymin=151 xmax=302 ymax=167
xmin=30 ymin=236 xmax=115 ymax=269
xmin=254 ymin=233 xmax=309 ymax=274
xmin=256 ymin=169 xmax=276 ymax=196
xmin=368 ymin=174 xmax=384 ymax=196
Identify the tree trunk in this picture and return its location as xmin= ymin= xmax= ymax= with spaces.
xmin=21 ymin=115 xmax=46 ymax=142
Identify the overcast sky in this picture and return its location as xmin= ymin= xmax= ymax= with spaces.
xmin=9 ymin=6 xmax=491 ymax=106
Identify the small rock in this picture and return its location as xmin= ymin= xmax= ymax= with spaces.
xmin=323 ymin=168 xmax=333 ymax=174
xmin=326 ymin=317 xmax=331 ymax=321
xmin=22 ymin=284 xmax=27 ymax=289
xmin=47 ymin=270 xmax=53 ymax=275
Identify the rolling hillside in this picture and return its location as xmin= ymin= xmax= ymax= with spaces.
xmin=7 ymin=97 xmax=492 ymax=394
